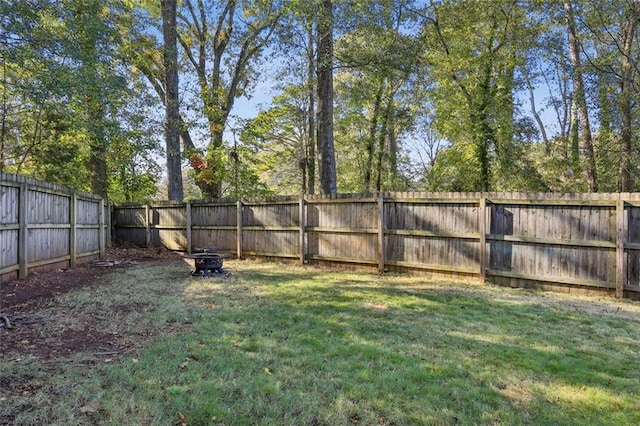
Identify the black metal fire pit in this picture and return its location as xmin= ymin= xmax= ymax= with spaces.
xmin=183 ymin=247 xmax=233 ymax=276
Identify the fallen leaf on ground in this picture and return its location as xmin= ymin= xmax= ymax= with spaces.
xmin=79 ymin=402 xmax=99 ymax=413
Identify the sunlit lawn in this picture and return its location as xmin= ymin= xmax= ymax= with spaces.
xmin=4 ymin=259 xmax=640 ymax=425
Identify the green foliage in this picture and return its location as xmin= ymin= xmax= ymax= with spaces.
xmin=107 ymin=123 xmax=162 ymax=203
xmin=416 ymin=0 xmax=554 ymax=191
xmin=4 ymin=0 xmax=640 ymax=198
xmin=332 ymin=0 xmax=421 ymax=192
xmin=212 ymin=143 xmax=274 ymax=198
xmin=1 ymin=0 xmax=161 ymax=201
xmin=182 ymin=130 xmax=273 ymax=199
xmin=424 ymin=140 xmax=480 ymax=192
xmin=32 ymin=131 xmax=92 ymax=189
xmin=241 ymin=89 xmax=310 ymax=195
xmin=223 ymin=149 xmax=275 ymax=198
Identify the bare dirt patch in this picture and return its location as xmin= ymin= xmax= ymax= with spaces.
xmin=0 ymin=246 xmax=183 ymax=361
xmin=1 ymin=245 xmax=188 ymax=425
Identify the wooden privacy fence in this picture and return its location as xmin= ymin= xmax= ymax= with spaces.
xmin=112 ymin=192 xmax=640 ymax=299
xmin=0 ymin=173 xmax=108 ymax=284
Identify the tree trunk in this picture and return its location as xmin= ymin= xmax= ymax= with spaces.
xmin=387 ymin=106 xmax=398 ymax=187
xmin=307 ymin=25 xmax=316 ymax=195
xmin=77 ymin=1 xmax=108 ymax=199
xmin=162 ymin=0 xmax=184 ymax=201
xmin=618 ymin=3 xmax=638 ymax=192
xmin=471 ymin=64 xmax=495 ymax=192
xmin=85 ymin=76 xmax=108 ymax=199
xmin=316 ymin=0 xmax=337 ymax=195
xmin=375 ymin=96 xmax=391 ymax=192
xmin=494 ymin=61 xmax=516 ymax=185
xmin=564 ymin=0 xmax=598 ymax=192
xmin=365 ymin=85 xmax=384 ymax=192
xmin=203 ymin=129 xmax=224 ymax=199
xmin=87 ymin=132 xmax=108 ymax=198
xmin=471 ymin=111 xmax=492 ymax=192
xmin=0 ymin=58 xmax=7 ymax=174
xmin=522 ymin=65 xmax=549 ymax=152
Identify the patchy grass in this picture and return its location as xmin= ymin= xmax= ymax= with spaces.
xmin=2 ymin=259 xmax=640 ymax=425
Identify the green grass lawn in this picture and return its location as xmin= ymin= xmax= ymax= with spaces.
xmin=3 ymin=259 xmax=640 ymax=425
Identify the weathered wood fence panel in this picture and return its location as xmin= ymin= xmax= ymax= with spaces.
xmin=242 ymin=200 xmax=299 ymax=258
xmin=111 ymin=192 xmax=640 ymax=299
xmin=76 ymin=198 xmax=102 ymax=255
xmin=1 ymin=173 xmax=108 ymax=284
xmin=628 ymin=205 xmax=640 ymax=288
xmin=0 ymin=184 xmax=19 ymax=277
xmin=112 ymin=205 xmax=147 ymax=246
xmin=191 ymin=201 xmax=237 ymax=253
xmin=385 ymin=199 xmax=481 ymax=276
xmin=486 ymin=200 xmax=618 ymax=291
xmin=306 ymin=197 xmax=379 ymax=265
xmin=153 ymin=204 xmax=187 ymax=251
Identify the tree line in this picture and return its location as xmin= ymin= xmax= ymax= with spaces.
xmin=2 ymin=0 xmax=640 ymax=202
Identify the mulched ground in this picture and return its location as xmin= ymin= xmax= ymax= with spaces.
xmin=0 ymin=245 xmax=190 ymax=425
xmin=0 ymin=245 xmax=184 ymax=361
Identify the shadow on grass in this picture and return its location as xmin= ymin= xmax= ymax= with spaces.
xmin=26 ymin=260 xmax=639 ymax=425
xmin=98 ymin=262 xmax=638 ymax=424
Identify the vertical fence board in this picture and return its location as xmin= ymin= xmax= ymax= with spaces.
xmin=628 ymin=206 xmax=640 ymax=287
xmin=299 ymin=198 xmax=306 ymax=265
xmin=18 ymin=183 xmax=27 ymax=278
xmin=617 ymin=200 xmax=625 ymax=298
xmin=378 ymin=197 xmax=384 ymax=272
xmin=70 ymin=193 xmax=77 ymax=269
xmin=479 ymin=197 xmax=487 ymax=281
xmin=186 ymin=202 xmax=192 ymax=254
xmin=237 ymin=201 xmax=243 ymax=258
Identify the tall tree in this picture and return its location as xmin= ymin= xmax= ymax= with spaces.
xmin=334 ymin=0 xmax=419 ymax=192
xmin=419 ymin=0 xmax=528 ymax=191
xmin=564 ymin=0 xmax=598 ymax=191
xmin=586 ymin=1 xmax=639 ymax=191
xmin=176 ymin=0 xmax=282 ymax=198
xmin=1 ymin=0 xmax=145 ymax=197
xmin=265 ymin=0 xmax=318 ymax=194
xmin=306 ymin=24 xmax=316 ymax=194
xmin=161 ymin=0 xmax=183 ymax=200
xmin=316 ymin=0 xmax=337 ymax=194
xmin=68 ymin=0 xmax=112 ymax=198
xmin=124 ymin=0 xmax=282 ymax=198
xmin=614 ymin=1 xmax=638 ymax=191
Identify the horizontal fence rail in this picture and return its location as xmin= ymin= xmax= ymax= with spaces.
xmin=112 ymin=192 xmax=640 ymax=299
xmin=1 ymin=173 xmax=108 ymax=284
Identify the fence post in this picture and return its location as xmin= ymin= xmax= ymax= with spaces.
xmin=99 ymin=198 xmax=105 ymax=258
xmin=186 ymin=201 xmax=192 ymax=254
xmin=479 ymin=196 xmax=487 ymax=283
xmin=616 ymin=199 xmax=625 ymax=298
xmin=106 ymin=203 xmax=112 ymax=248
xmin=145 ymin=204 xmax=151 ymax=247
xmin=378 ymin=196 xmax=385 ymax=273
xmin=299 ymin=197 xmax=306 ymax=265
xmin=18 ymin=183 xmax=28 ymax=279
xmin=69 ymin=193 xmax=77 ymax=269
xmin=236 ymin=200 xmax=243 ymax=259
